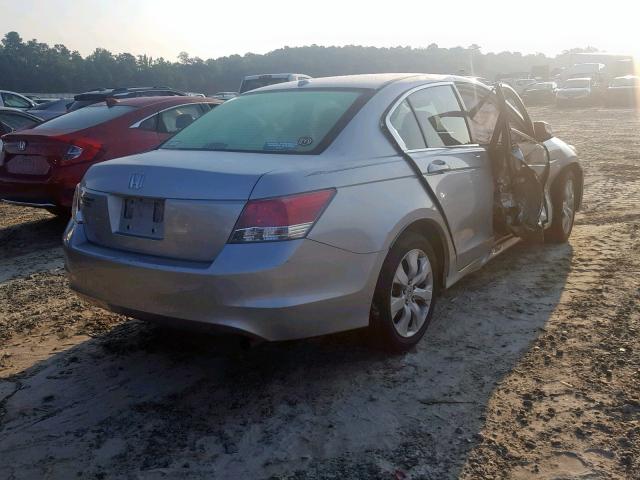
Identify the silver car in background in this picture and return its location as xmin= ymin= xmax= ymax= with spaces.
xmin=64 ymin=74 xmax=583 ymax=351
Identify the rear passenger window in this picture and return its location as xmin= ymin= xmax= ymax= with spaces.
xmin=158 ymin=104 xmax=204 ymax=133
xmin=137 ymin=114 xmax=158 ymax=131
xmin=407 ymin=85 xmax=471 ymax=147
xmin=388 ymin=100 xmax=426 ymax=150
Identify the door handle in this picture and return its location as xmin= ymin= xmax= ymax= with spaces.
xmin=427 ymin=159 xmax=450 ymax=174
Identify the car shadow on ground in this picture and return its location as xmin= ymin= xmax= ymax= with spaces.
xmin=0 ymin=241 xmax=574 ymax=479
xmin=0 ymin=211 xmax=67 ymax=260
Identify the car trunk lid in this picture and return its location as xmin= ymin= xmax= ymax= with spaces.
xmin=80 ymin=149 xmax=297 ymax=262
xmin=1 ymin=132 xmax=71 ymax=177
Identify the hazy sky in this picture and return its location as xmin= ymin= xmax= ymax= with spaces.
xmin=2 ymin=0 xmax=639 ymax=60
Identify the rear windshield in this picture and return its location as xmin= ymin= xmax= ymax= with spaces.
xmin=32 ymin=99 xmax=72 ymax=111
xmin=34 ymin=105 xmax=135 ymax=131
xmin=564 ymin=79 xmax=590 ymax=88
xmin=162 ymin=89 xmax=368 ymax=154
xmin=239 ymin=77 xmax=291 ymax=93
xmin=68 ymin=99 xmax=101 ymax=111
xmin=611 ymin=77 xmax=637 ymax=87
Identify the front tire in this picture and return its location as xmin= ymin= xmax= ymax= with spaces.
xmin=545 ymin=169 xmax=577 ymax=243
xmin=369 ymin=232 xmax=440 ymax=352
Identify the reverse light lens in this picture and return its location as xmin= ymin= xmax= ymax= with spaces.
xmin=64 ymin=145 xmax=84 ymax=161
xmin=229 ymin=189 xmax=336 ymax=243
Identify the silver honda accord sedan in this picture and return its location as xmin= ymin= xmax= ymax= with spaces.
xmin=63 ymin=74 xmax=583 ymax=351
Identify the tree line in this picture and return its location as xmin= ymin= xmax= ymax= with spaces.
xmin=0 ymin=31 xmax=597 ymax=94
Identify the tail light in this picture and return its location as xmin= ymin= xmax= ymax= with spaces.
xmin=61 ymin=138 xmax=103 ymax=164
xmin=229 ymin=189 xmax=336 ymax=243
xmin=64 ymin=145 xmax=84 ymax=161
xmin=71 ymin=184 xmax=85 ymax=223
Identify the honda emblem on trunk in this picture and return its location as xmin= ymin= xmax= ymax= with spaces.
xmin=128 ymin=173 xmax=145 ymax=190
xmin=17 ymin=141 xmax=26 ymax=151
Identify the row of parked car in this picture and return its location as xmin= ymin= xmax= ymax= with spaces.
xmin=517 ymin=75 xmax=640 ymax=107
xmin=0 ymin=88 xmax=222 ymax=213
xmin=0 ymin=73 xmax=317 ymax=213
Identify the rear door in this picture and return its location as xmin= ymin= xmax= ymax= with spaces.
xmin=387 ymin=83 xmax=494 ymax=270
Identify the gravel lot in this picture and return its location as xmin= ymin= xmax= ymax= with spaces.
xmin=0 ymin=106 xmax=638 ymax=479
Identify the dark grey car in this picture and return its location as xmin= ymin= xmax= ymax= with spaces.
xmin=64 ymin=74 xmax=583 ymax=351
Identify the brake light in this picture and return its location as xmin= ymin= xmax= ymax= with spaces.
xmin=229 ymin=189 xmax=336 ymax=243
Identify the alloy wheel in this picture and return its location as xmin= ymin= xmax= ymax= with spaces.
xmin=561 ymin=178 xmax=575 ymax=234
xmin=390 ymin=248 xmax=433 ymax=338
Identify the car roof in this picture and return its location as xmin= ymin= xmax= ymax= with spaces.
xmin=93 ymin=96 xmax=222 ymax=108
xmin=250 ymin=73 xmax=478 ymax=92
xmin=74 ymin=87 xmax=186 ymax=100
xmin=242 ymin=73 xmax=308 ymax=79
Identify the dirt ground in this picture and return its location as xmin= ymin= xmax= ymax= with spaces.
xmin=0 ymin=106 xmax=639 ymax=479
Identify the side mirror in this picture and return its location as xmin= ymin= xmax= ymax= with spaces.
xmin=533 ymin=121 xmax=553 ymax=142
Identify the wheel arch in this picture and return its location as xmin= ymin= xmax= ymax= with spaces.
xmin=390 ymin=218 xmax=451 ymax=289
xmin=552 ymin=161 xmax=584 ymax=211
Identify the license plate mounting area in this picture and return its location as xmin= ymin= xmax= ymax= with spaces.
xmin=118 ymin=197 xmax=165 ymax=239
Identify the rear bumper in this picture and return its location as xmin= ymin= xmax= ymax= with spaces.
xmin=0 ymin=179 xmax=72 ymax=208
xmin=63 ymin=221 xmax=381 ymax=341
xmin=0 ymin=163 xmax=90 ymax=208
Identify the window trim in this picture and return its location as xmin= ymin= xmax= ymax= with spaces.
xmin=129 ymin=102 xmax=213 ymax=129
xmin=384 ymin=81 xmax=479 ymax=153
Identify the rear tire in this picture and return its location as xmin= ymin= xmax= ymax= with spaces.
xmin=369 ymin=232 xmax=440 ymax=352
xmin=545 ymin=169 xmax=577 ymax=243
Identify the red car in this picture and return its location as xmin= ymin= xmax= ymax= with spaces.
xmin=0 ymin=96 xmax=221 ymax=214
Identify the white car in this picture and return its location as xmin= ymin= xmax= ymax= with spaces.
xmin=0 ymin=90 xmax=37 ymax=110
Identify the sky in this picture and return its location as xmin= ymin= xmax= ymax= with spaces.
xmin=2 ymin=0 xmax=639 ymax=60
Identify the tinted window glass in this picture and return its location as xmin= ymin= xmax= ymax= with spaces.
xmin=564 ymin=79 xmax=590 ymax=88
xmin=2 ymin=92 xmax=32 ymax=109
xmin=503 ymin=88 xmax=532 ymax=135
xmin=163 ymin=90 xmax=365 ymax=154
xmin=32 ymin=99 xmax=72 ymax=111
xmin=158 ymin=104 xmax=206 ymax=133
xmin=239 ymin=77 xmax=290 ymax=93
xmin=34 ymin=105 xmax=135 ymax=131
xmin=457 ymin=84 xmax=500 ymax=144
xmin=611 ymin=77 xmax=636 ymax=87
xmin=407 ymin=85 xmax=471 ymax=147
xmin=68 ymin=100 xmax=97 ymax=111
xmin=0 ymin=112 xmax=38 ymax=130
xmin=137 ymin=114 xmax=158 ymax=131
xmin=389 ymin=100 xmax=425 ymax=150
